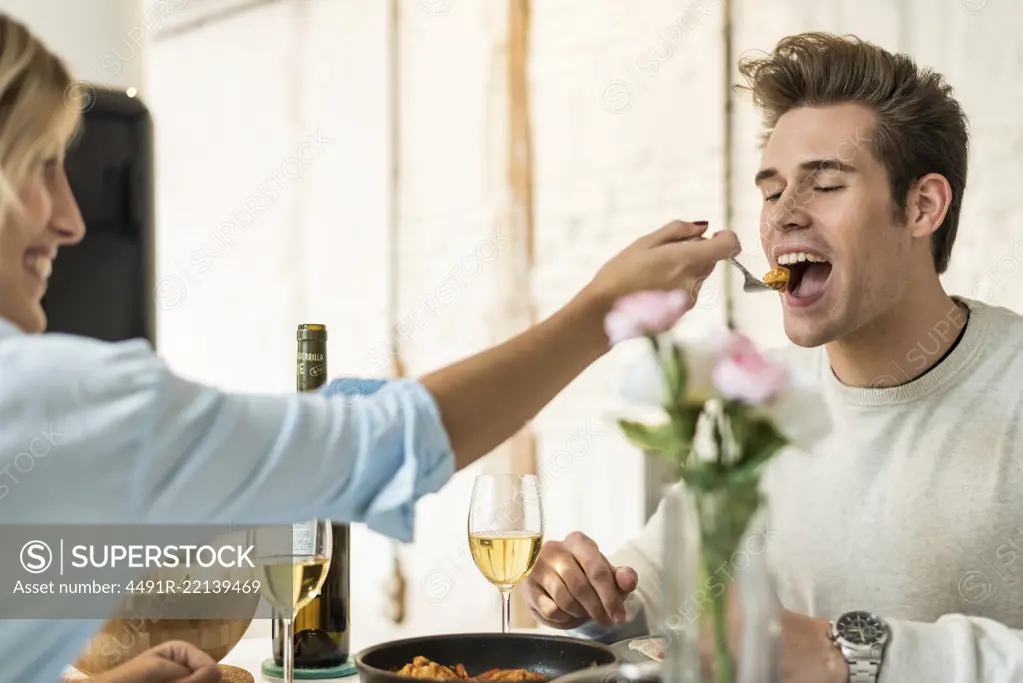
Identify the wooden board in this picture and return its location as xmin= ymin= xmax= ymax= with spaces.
xmin=506 ymin=0 xmax=537 ymax=630
xmin=220 ymin=663 xmax=256 ymax=683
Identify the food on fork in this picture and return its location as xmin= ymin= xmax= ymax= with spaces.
xmin=396 ymin=656 xmax=546 ymax=681
xmin=763 ymin=266 xmax=790 ymax=291
xmin=774 ymin=251 xmax=832 ymax=299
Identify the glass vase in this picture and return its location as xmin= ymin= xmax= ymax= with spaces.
xmin=660 ymin=483 xmax=779 ymax=683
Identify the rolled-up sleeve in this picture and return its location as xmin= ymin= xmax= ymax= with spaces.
xmin=1 ymin=329 xmax=454 ymax=542
xmin=132 ymin=360 xmax=456 ymax=541
xmin=318 ymin=378 xmax=455 ymax=541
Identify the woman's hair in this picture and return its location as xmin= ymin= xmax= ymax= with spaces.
xmin=736 ymin=32 xmax=970 ymax=274
xmin=0 ymin=13 xmax=81 ymax=228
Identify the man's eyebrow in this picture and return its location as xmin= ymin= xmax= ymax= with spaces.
xmin=803 ymin=158 xmax=858 ymax=175
xmin=754 ymin=158 xmax=859 ymax=185
xmin=754 ymin=167 xmax=778 ymax=185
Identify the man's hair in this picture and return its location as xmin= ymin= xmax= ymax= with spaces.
xmin=736 ymin=32 xmax=969 ymax=274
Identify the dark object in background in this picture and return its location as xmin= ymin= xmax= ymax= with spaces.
xmin=355 ymin=633 xmax=618 ymax=683
xmin=44 ymin=86 xmax=156 ymax=346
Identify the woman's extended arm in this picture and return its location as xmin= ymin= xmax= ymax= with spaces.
xmin=0 ymin=222 xmax=737 ymax=540
xmin=422 ymin=222 xmax=739 ymax=468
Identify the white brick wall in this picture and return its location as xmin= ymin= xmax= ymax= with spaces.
xmin=0 ymin=0 xmax=147 ymax=94
xmin=530 ymin=0 xmax=729 ymax=550
xmin=140 ymin=0 xmax=1023 ymax=650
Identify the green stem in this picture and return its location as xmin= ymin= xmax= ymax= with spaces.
xmin=711 ymin=404 xmax=725 ymax=467
xmin=699 ymin=493 xmax=740 ymax=683
xmin=709 ymin=580 xmax=734 ymax=683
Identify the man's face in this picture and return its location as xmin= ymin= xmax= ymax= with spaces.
xmin=757 ymin=103 xmax=913 ymax=348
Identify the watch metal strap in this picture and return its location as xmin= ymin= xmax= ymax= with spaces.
xmin=848 ymin=657 xmax=881 ymax=683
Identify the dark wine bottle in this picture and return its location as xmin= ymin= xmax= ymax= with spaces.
xmin=273 ymin=323 xmax=351 ymax=668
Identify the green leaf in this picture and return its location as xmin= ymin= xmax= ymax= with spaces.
xmin=679 ymin=461 xmax=727 ymax=492
xmin=618 ymin=419 xmax=677 ymax=457
xmin=737 ymin=416 xmax=787 ymax=470
xmin=715 ymin=461 xmax=758 ymax=487
xmin=664 ymin=344 xmax=687 ymax=405
xmin=668 ymin=404 xmax=702 ymax=443
xmin=722 ymin=400 xmax=750 ymax=444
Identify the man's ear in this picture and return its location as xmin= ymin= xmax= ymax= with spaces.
xmin=905 ymin=173 xmax=953 ymax=239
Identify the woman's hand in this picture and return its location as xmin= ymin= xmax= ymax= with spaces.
xmin=585 ymin=220 xmax=740 ymax=310
xmin=89 ymin=641 xmax=221 ymax=683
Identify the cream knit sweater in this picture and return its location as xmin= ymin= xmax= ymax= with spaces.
xmin=594 ymin=297 xmax=1023 ymax=682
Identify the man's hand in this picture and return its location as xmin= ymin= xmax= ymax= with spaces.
xmin=776 ymin=610 xmax=849 ymax=683
xmin=91 ymin=640 xmax=221 ymax=683
xmin=522 ymin=531 xmax=638 ymax=629
xmin=700 ymin=585 xmax=849 ymax=683
xmin=584 ymin=220 xmax=740 ymax=312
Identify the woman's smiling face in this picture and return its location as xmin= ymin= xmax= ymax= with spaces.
xmin=0 ymin=139 xmax=86 ymax=334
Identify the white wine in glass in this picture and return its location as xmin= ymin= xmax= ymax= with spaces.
xmin=252 ymin=520 xmax=333 ymax=683
xmin=468 ymin=531 xmax=542 ymax=588
xmin=468 ymin=474 xmax=543 ymax=633
xmin=256 ymin=555 xmax=331 ymax=614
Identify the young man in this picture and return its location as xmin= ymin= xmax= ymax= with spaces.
xmin=523 ymin=32 xmax=1023 ymax=683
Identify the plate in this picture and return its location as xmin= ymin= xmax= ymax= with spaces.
xmin=610 ymin=634 xmax=667 ymax=664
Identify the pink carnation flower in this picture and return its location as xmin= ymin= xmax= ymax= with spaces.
xmin=712 ymin=331 xmax=789 ymax=405
xmin=604 ymin=290 xmax=690 ymax=345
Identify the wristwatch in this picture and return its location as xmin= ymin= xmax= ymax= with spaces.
xmin=828 ymin=610 xmax=890 ymax=683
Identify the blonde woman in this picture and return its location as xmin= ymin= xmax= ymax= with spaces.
xmin=0 ymin=13 xmax=741 ymax=683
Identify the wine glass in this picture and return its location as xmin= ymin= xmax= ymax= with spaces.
xmin=468 ymin=474 xmax=544 ymax=633
xmin=252 ymin=519 xmax=333 ymax=683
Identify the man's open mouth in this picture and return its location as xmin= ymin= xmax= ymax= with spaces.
xmin=777 ymin=252 xmax=832 ymax=299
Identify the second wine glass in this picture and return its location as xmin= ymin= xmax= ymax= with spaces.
xmin=252 ymin=519 xmax=333 ymax=683
xmin=468 ymin=474 xmax=544 ymax=634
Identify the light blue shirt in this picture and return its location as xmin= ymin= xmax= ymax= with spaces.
xmin=0 ymin=317 xmax=455 ymax=682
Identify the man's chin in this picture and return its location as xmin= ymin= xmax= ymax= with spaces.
xmin=782 ymin=314 xmax=833 ymax=348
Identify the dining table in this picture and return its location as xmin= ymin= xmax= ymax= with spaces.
xmin=61 ymin=624 xmax=657 ymax=682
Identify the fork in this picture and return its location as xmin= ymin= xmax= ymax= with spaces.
xmin=728 ymin=257 xmax=774 ymax=293
xmin=681 ymin=234 xmax=773 ymax=293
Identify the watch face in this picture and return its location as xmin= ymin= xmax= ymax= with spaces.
xmin=836 ymin=611 xmax=886 ymax=645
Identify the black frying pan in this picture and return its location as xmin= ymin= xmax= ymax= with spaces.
xmin=355 ymin=633 xmax=619 ymax=683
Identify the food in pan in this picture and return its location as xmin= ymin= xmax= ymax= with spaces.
xmin=396 ymin=656 xmax=546 ymax=681
xmin=763 ymin=266 xmax=790 ymax=291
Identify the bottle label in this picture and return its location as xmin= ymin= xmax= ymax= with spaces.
xmin=292 ymin=521 xmax=315 ymax=555
xmin=296 ymin=342 xmax=327 ymax=392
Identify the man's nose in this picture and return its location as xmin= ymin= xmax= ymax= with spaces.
xmin=766 ymin=189 xmax=811 ymax=232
